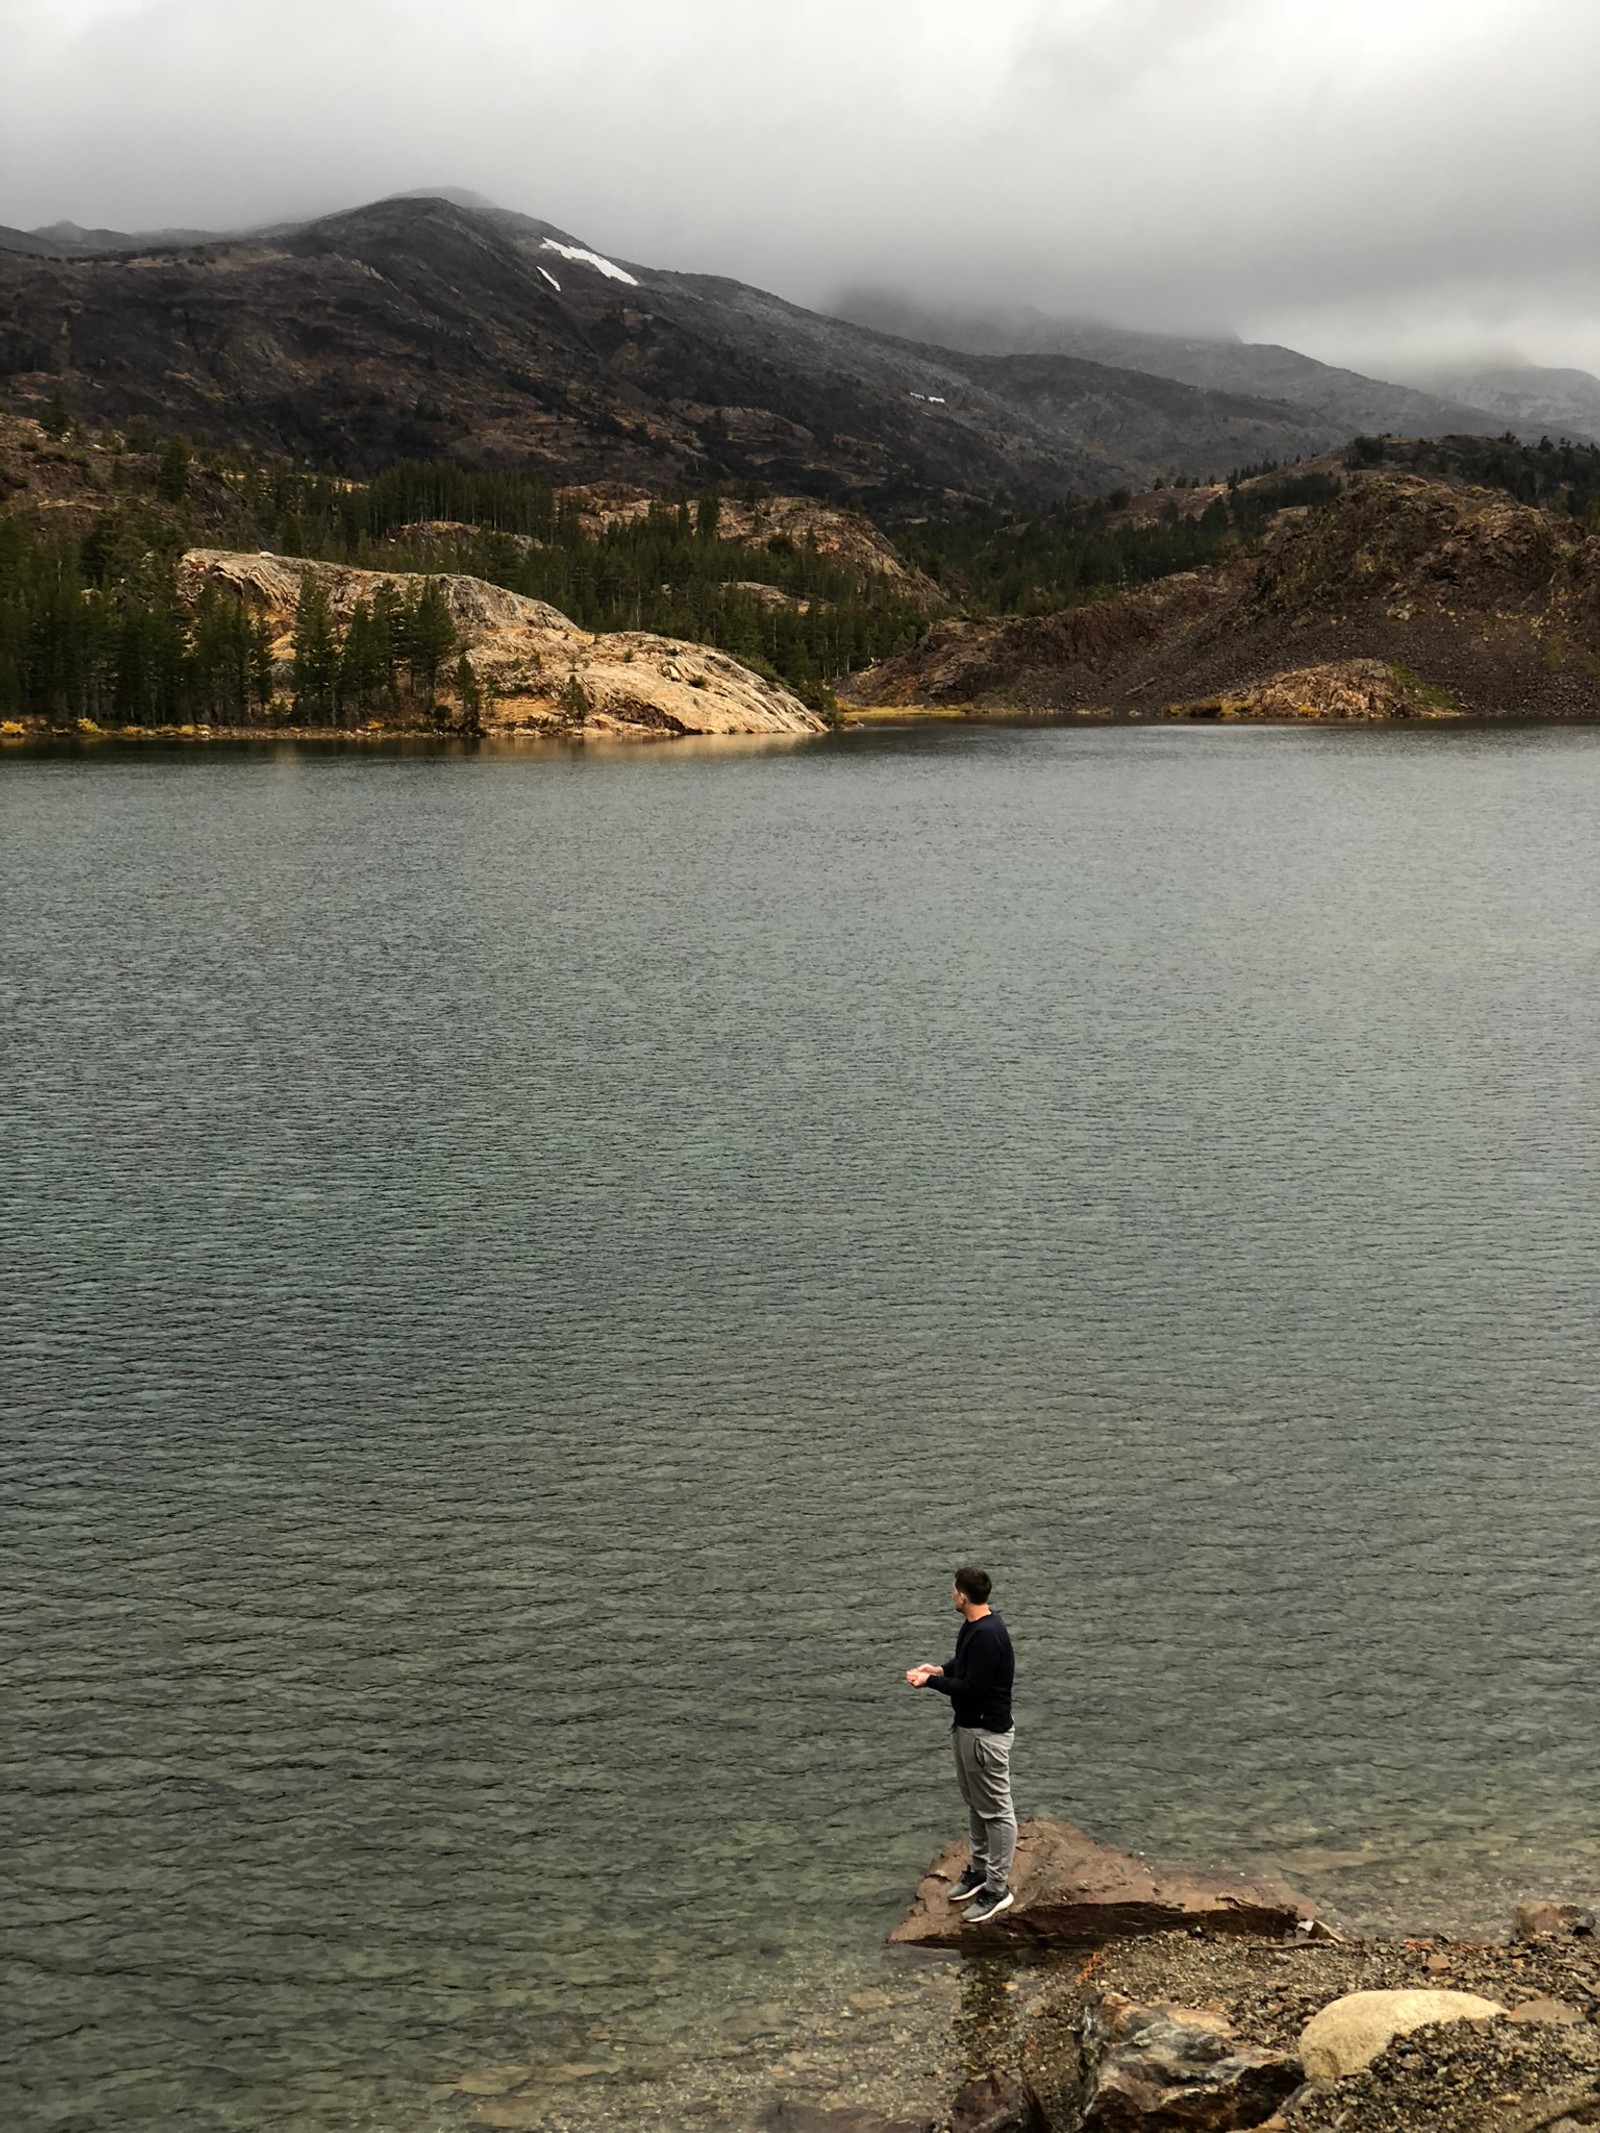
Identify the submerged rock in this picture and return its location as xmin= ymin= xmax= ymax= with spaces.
xmin=948 ymin=2070 xmax=1048 ymax=2133
xmin=454 ymin=2064 xmax=533 ymax=2095
xmin=1297 ymin=1988 xmax=1505 ymax=2079
xmin=469 ymin=2104 xmax=546 ymax=2131
xmin=761 ymin=2104 xmax=936 ymax=2133
xmin=891 ymin=1820 xmax=1317 ymax=1950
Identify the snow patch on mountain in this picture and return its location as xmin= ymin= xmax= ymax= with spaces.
xmin=540 ymin=239 xmax=637 ymax=286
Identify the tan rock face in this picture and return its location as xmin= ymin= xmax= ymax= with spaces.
xmin=1298 ymin=1989 xmax=1506 ymax=2079
xmin=176 ymin=550 xmax=826 ymax=740
xmin=1168 ymin=658 xmax=1459 ymax=722
xmin=891 ymin=1819 xmax=1316 ymax=1950
xmin=178 ymin=549 xmax=567 ymax=640
xmin=554 ymin=486 xmax=941 ymax=600
xmin=730 ymin=580 xmax=814 ymax=613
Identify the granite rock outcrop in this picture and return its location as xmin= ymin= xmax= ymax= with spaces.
xmin=176 ymin=550 xmax=826 ymax=739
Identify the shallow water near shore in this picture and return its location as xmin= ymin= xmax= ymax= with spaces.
xmin=6 ymin=721 xmax=1600 ymax=2133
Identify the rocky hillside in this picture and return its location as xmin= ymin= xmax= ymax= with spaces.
xmin=0 ymin=195 xmax=1375 ymax=507
xmin=0 ymin=408 xmax=934 ymax=595
xmin=175 ymin=551 xmax=825 ymax=739
xmin=554 ymin=483 xmax=943 ymax=599
xmin=0 ymin=408 xmax=953 ymax=718
xmin=847 ymin=470 xmax=1600 ymax=720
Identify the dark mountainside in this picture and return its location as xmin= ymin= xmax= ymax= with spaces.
xmin=847 ymin=446 xmax=1600 ymax=721
xmin=0 ymin=194 xmax=1419 ymax=507
xmin=832 ymin=289 xmax=1595 ymax=448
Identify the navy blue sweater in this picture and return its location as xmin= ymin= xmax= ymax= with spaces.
xmin=930 ymin=1612 xmax=1014 ymax=1732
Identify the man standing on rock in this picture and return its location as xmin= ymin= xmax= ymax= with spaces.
xmin=905 ymin=1566 xmax=1016 ymax=1925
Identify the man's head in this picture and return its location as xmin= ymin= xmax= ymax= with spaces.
xmin=952 ymin=1565 xmax=992 ymax=1617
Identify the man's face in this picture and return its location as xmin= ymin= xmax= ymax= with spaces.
xmin=952 ymin=1583 xmax=965 ymax=1613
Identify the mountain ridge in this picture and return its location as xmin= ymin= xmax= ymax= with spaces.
xmin=831 ymin=290 xmax=1594 ymax=448
xmin=1399 ymin=360 xmax=1600 ymax=443
xmin=0 ymin=192 xmax=1495 ymax=506
xmin=10 ymin=194 xmax=1592 ymax=458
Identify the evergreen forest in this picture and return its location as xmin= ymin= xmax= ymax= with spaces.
xmin=5 ymin=417 xmax=1600 ymax=727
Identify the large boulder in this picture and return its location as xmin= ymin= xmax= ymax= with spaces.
xmin=1077 ymin=1995 xmax=1301 ymax=2130
xmin=1297 ymin=1989 xmax=1506 ymax=2079
xmin=890 ymin=1820 xmax=1317 ymax=1949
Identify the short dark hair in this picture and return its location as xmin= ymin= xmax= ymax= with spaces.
xmin=954 ymin=1565 xmax=992 ymax=1603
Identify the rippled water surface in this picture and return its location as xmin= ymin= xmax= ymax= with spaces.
xmin=6 ymin=724 xmax=1600 ymax=2133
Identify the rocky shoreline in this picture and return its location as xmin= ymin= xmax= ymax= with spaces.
xmin=1013 ymin=1920 xmax=1600 ymax=2133
xmin=0 ymin=715 xmax=817 ymax=747
xmin=884 ymin=1821 xmax=1600 ymax=2133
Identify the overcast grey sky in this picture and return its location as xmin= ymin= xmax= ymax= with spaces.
xmin=4 ymin=0 xmax=1598 ymax=374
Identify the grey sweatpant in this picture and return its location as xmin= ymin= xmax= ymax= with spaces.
xmin=952 ymin=1724 xmax=1016 ymax=1893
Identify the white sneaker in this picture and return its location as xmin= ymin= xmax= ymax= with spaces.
xmin=963 ymin=1887 xmax=1014 ymax=1926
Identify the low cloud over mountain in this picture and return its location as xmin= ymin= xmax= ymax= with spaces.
xmin=2 ymin=1 xmax=1596 ymax=381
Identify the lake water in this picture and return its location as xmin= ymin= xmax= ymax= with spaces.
xmin=6 ymin=722 xmax=1600 ymax=2133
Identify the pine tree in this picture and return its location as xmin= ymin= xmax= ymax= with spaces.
xmin=39 ymin=390 xmax=71 ymax=442
xmin=454 ymin=651 xmax=484 ymax=736
xmin=559 ymin=669 xmax=590 ymax=726
xmin=370 ymin=582 xmax=403 ymax=708
xmin=248 ymin=612 xmax=276 ymax=719
xmin=111 ymin=583 xmax=189 ymax=726
xmin=156 ymin=436 xmax=191 ymax=505
xmin=338 ymin=598 xmax=385 ymax=719
xmin=190 ymin=586 xmax=249 ymax=721
xmin=406 ymin=579 xmax=455 ymax=706
xmin=291 ymin=573 xmax=339 ymax=724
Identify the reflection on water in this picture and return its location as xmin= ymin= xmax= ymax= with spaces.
xmin=5 ymin=722 xmax=1600 ymax=2132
